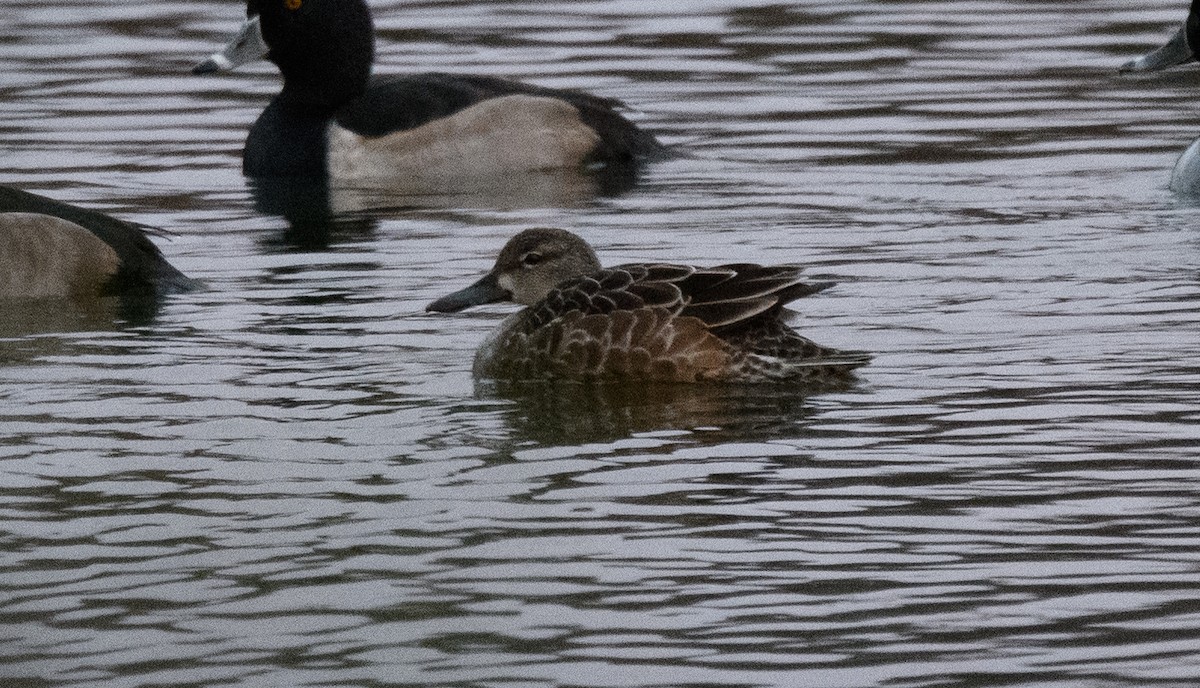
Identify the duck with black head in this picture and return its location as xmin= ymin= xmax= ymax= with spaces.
xmin=1121 ymin=0 xmax=1200 ymax=193
xmin=195 ymin=0 xmax=669 ymax=194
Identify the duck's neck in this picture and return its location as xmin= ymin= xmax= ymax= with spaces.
xmin=278 ymin=68 xmax=370 ymax=116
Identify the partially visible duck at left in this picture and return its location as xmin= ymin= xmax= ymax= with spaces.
xmin=1121 ymin=0 xmax=1200 ymax=193
xmin=194 ymin=0 xmax=669 ymax=192
xmin=0 ymin=185 xmax=195 ymax=302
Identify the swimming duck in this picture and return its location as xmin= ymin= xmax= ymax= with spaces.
xmin=195 ymin=0 xmax=667 ymax=185
xmin=427 ymin=228 xmax=871 ymax=384
xmin=1121 ymin=2 xmax=1198 ymax=74
xmin=0 ymin=186 xmax=194 ymax=300
xmin=1121 ymin=1 xmax=1200 ymax=193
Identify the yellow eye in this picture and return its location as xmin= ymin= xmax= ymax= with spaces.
xmin=284 ymin=0 xmax=302 ymax=9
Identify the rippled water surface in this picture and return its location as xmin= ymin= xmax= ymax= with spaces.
xmin=3 ymin=1 xmax=1200 ymax=686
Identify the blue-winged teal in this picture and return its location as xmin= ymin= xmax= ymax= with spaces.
xmin=427 ymin=228 xmax=871 ymax=384
xmin=0 ymin=185 xmax=194 ymax=300
xmin=195 ymin=0 xmax=667 ymax=182
xmin=1121 ymin=0 xmax=1200 ymax=193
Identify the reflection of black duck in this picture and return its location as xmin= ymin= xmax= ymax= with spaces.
xmin=1121 ymin=1 xmax=1200 ymax=193
xmin=196 ymin=0 xmax=668 ymax=193
xmin=428 ymin=228 xmax=871 ymax=384
xmin=0 ymin=185 xmax=195 ymax=302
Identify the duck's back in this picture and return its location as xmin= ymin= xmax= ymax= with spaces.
xmin=475 ymin=263 xmax=868 ymax=383
xmin=0 ymin=186 xmax=194 ymax=297
xmin=336 ymin=73 xmax=668 ymax=164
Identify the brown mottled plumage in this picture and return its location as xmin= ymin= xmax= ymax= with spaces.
xmin=427 ymin=228 xmax=870 ymax=384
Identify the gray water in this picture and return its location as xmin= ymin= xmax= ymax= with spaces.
xmin=3 ymin=1 xmax=1200 ymax=686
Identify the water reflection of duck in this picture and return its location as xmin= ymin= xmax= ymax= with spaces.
xmin=0 ymin=185 xmax=195 ymax=303
xmin=427 ymin=228 xmax=871 ymax=384
xmin=195 ymin=0 xmax=668 ymax=197
xmin=483 ymin=379 xmax=827 ymax=445
xmin=1121 ymin=1 xmax=1200 ymax=193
